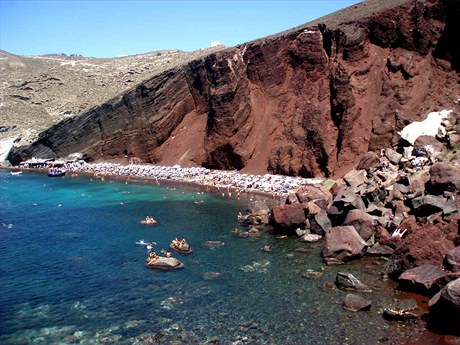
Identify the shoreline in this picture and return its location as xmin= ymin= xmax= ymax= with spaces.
xmin=2 ymin=161 xmax=324 ymax=204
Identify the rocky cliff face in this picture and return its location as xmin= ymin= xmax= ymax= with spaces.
xmin=9 ymin=0 xmax=460 ymax=178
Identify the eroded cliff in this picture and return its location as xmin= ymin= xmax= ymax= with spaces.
xmin=9 ymin=0 xmax=460 ymax=178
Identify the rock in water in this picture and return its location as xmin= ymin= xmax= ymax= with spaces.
xmin=146 ymin=257 xmax=183 ymax=270
xmin=383 ymin=299 xmax=419 ymax=320
xmin=336 ymin=272 xmax=372 ymax=292
xmin=343 ymin=293 xmax=371 ymax=312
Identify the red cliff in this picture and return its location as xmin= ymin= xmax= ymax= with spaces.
xmin=9 ymin=0 xmax=460 ymax=178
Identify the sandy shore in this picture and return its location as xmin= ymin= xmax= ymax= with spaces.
xmin=6 ymin=161 xmax=324 ymax=201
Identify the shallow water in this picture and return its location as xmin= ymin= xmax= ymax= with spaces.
xmin=0 ymin=170 xmax=429 ymax=344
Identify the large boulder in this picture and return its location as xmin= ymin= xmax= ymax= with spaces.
xmin=428 ymin=278 xmax=460 ymax=335
xmin=343 ymin=169 xmax=367 ymax=187
xmin=398 ymin=264 xmax=446 ymax=294
xmin=342 ymin=209 xmax=375 ymax=241
xmin=413 ymin=135 xmax=444 ymax=154
xmin=239 ymin=200 xmax=271 ymax=225
xmin=410 ymin=194 xmax=457 ymax=216
xmin=429 ymin=162 xmax=460 ymax=192
xmin=310 ymin=209 xmax=332 ymax=235
xmin=270 ymin=203 xmax=307 ymax=232
xmin=247 ymin=200 xmax=270 ymax=214
xmin=323 ymin=226 xmax=367 ymax=262
xmin=385 ymin=148 xmax=402 ymax=165
xmin=295 ymin=184 xmax=332 ymax=209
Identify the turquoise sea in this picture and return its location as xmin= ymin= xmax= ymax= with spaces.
xmin=0 ymin=170 xmax=430 ymax=344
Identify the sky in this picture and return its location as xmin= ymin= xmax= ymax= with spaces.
xmin=0 ymin=0 xmax=361 ymax=58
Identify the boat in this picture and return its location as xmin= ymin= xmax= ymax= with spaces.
xmin=170 ymin=241 xmax=192 ymax=254
xmin=10 ymin=171 xmax=22 ymax=176
xmin=140 ymin=216 xmax=157 ymax=225
xmin=47 ymin=168 xmax=66 ymax=177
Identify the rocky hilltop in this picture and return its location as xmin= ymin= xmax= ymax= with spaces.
xmin=0 ymin=47 xmax=224 ymax=144
xmin=5 ymin=0 xmax=460 ymax=179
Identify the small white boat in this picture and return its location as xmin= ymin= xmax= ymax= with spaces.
xmin=10 ymin=171 xmax=22 ymax=176
xmin=47 ymin=168 xmax=65 ymax=177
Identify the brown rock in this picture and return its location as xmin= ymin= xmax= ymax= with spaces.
xmin=374 ymin=225 xmax=391 ymax=241
xmin=387 ymin=223 xmax=456 ymax=277
xmin=397 ymin=215 xmax=418 ymax=235
xmin=413 ymin=135 xmax=444 ymax=153
xmin=445 ymin=246 xmax=460 ymax=272
xmin=296 ymin=184 xmax=332 ymax=208
xmin=323 ymin=226 xmax=367 ymax=262
xmin=428 ymin=278 xmax=460 ymax=335
xmin=343 ymin=293 xmax=371 ymax=312
xmin=357 ymin=151 xmax=380 ymax=171
xmin=429 ymin=162 xmax=460 ymax=190
xmin=270 ymin=203 xmax=306 ymax=232
xmin=398 ymin=264 xmax=446 ymax=293
xmin=343 ymin=209 xmax=375 ymax=241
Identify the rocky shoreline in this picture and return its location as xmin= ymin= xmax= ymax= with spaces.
xmin=237 ymin=110 xmax=460 ymax=337
xmin=3 ymin=109 xmax=459 ymax=340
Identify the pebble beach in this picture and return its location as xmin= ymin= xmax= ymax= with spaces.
xmin=62 ymin=161 xmax=324 ymax=197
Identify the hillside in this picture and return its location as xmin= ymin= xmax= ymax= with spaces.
xmin=6 ymin=0 xmax=460 ymax=177
xmin=0 ymin=47 xmax=225 ymax=143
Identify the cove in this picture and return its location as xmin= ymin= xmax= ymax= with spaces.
xmin=0 ymin=170 xmax=430 ymax=344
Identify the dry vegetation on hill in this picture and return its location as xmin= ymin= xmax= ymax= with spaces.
xmin=0 ymin=46 xmax=225 ymax=144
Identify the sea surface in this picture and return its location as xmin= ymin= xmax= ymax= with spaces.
xmin=0 ymin=170 xmax=429 ymax=344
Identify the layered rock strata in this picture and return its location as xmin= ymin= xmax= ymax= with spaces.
xmin=8 ymin=0 xmax=460 ymax=178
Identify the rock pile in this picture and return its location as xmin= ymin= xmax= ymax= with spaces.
xmin=238 ymin=109 xmax=460 ymax=333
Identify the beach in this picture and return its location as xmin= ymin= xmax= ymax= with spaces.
xmin=16 ymin=160 xmax=324 ymax=199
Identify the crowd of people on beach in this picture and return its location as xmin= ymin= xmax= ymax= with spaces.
xmin=63 ymin=161 xmax=323 ymax=196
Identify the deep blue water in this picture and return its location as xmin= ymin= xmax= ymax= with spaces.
xmin=0 ymin=170 xmax=427 ymax=344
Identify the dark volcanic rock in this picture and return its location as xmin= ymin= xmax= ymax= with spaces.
xmin=428 ymin=278 xmax=460 ymax=335
xmin=366 ymin=243 xmax=394 ymax=256
xmin=8 ymin=0 xmax=460 ymax=179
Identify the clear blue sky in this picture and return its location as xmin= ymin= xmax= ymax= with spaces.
xmin=0 ymin=0 xmax=361 ymax=58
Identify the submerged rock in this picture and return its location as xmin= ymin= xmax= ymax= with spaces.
xmin=343 ymin=293 xmax=371 ymax=312
xmin=202 ymin=241 xmax=225 ymax=249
